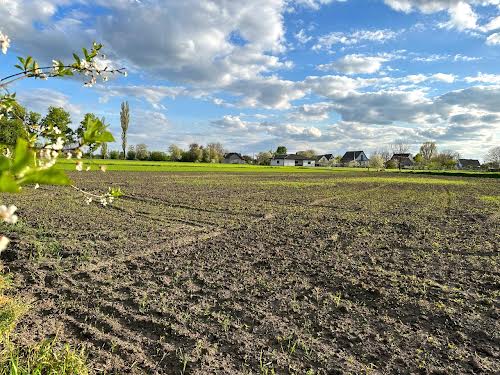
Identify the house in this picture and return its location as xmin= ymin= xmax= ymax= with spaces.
xmin=457 ymin=159 xmax=481 ymax=169
xmin=271 ymin=154 xmax=316 ymax=167
xmin=340 ymin=151 xmax=369 ymax=167
xmin=222 ymin=152 xmax=245 ymax=164
xmin=389 ymin=153 xmax=415 ymax=168
xmin=316 ymin=154 xmax=335 ymax=166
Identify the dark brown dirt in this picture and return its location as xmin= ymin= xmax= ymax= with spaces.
xmin=1 ymin=171 xmax=499 ymax=374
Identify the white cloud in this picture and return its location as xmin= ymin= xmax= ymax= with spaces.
xmin=383 ymin=0 xmax=499 ymax=14
xmin=295 ymin=29 xmax=312 ymax=44
xmin=440 ymin=2 xmax=478 ymax=31
xmin=432 ymin=73 xmax=456 ymax=83
xmin=465 ymin=72 xmax=500 ymax=84
xmin=97 ymin=85 xmax=186 ymax=109
xmin=313 ymin=29 xmax=398 ymax=50
xmin=211 ymin=115 xmax=323 ymax=141
xmin=17 ymin=88 xmax=83 ymax=121
xmin=318 ymin=54 xmax=391 ymax=74
xmin=486 ymin=32 xmax=500 ymax=44
xmin=481 ymin=15 xmax=500 ymax=31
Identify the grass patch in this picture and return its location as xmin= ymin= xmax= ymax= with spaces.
xmin=339 ymin=176 xmax=469 ymax=185
xmin=0 ymin=273 xmax=87 ymax=374
xmin=479 ymin=195 xmax=500 ymax=205
xmin=0 ymin=339 xmax=88 ymax=375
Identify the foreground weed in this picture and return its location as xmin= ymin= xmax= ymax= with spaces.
xmin=176 ymin=348 xmax=189 ymax=375
xmin=1 ymin=339 xmax=88 ymax=375
xmin=259 ymin=351 xmax=276 ymax=375
xmin=479 ymin=195 xmax=500 ymax=206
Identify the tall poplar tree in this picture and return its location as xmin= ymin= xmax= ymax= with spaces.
xmin=120 ymin=101 xmax=130 ymax=159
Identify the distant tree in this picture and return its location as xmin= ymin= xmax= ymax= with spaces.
xmin=242 ymin=155 xmax=254 ymax=164
xmin=275 ymin=145 xmax=287 ymax=155
xmin=205 ymin=142 xmax=225 ymax=163
xmin=136 ymin=143 xmax=149 ymax=160
xmin=127 ymin=145 xmax=136 ymax=160
xmin=256 ymin=151 xmax=273 ymax=165
xmin=433 ymin=150 xmax=459 ymax=169
xmin=348 ymin=160 xmax=360 ymax=168
xmin=41 ymin=106 xmax=73 ymax=142
xmin=485 ymin=146 xmax=500 ymax=168
xmin=327 ymin=155 xmax=342 ymax=167
xmin=109 ymin=150 xmax=120 ymax=159
xmin=149 ymin=151 xmax=168 ymax=161
xmin=391 ymin=139 xmax=411 ymax=155
xmin=0 ymin=102 xmax=28 ymax=146
xmin=377 ymin=148 xmax=392 ymax=163
xmin=419 ymin=141 xmax=437 ymax=162
xmin=120 ymin=101 xmax=130 ymax=159
xmin=169 ymin=144 xmax=183 ymax=161
xmin=100 ymin=142 xmax=108 ymax=159
xmin=187 ymin=143 xmax=203 ymax=162
xmin=386 ymin=159 xmax=397 ymax=169
xmin=368 ymin=154 xmax=384 ymax=171
xmin=297 ymin=149 xmax=316 ymax=158
xmin=413 ymin=153 xmax=424 ymax=168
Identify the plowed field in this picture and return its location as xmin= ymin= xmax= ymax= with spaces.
xmin=2 ymin=171 xmax=499 ymax=374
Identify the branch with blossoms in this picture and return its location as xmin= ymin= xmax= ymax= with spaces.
xmin=0 ymin=30 xmax=127 ymax=252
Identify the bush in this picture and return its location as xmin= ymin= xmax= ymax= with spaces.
xmin=109 ymin=150 xmax=119 ymax=159
xmin=385 ymin=160 xmax=397 ymax=169
xmin=126 ymin=150 xmax=136 ymax=160
xmin=149 ymin=151 xmax=168 ymax=161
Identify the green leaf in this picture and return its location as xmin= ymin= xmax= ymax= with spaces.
xmin=25 ymin=56 xmax=32 ymax=70
xmin=0 ymin=155 xmax=11 ymax=171
xmin=73 ymin=53 xmax=81 ymax=65
xmin=21 ymin=167 xmax=71 ymax=186
xmin=0 ymin=173 xmax=20 ymax=193
xmin=12 ymin=138 xmax=33 ymax=174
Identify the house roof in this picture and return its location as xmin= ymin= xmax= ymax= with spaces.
xmin=340 ymin=151 xmax=365 ymax=162
xmin=224 ymin=152 xmax=243 ymax=159
xmin=459 ymin=159 xmax=481 ymax=167
xmin=273 ymin=154 xmax=316 ymax=161
xmin=392 ymin=153 xmax=412 ymax=158
xmin=316 ymin=153 xmax=334 ymax=161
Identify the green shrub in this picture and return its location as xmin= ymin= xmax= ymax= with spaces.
xmin=149 ymin=151 xmax=168 ymax=161
xmin=127 ymin=150 xmax=136 ymax=160
xmin=109 ymin=150 xmax=119 ymax=159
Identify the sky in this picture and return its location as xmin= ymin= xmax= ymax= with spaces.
xmin=1 ymin=0 xmax=500 ymax=159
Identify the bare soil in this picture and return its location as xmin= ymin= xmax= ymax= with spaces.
xmin=2 ymin=171 xmax=499 ymax=374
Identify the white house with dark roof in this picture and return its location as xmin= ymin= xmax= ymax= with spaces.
xmin=457 ymin=159 xmax=481 ymax=169
xmin=316 ymin=153 xmax=335 ymax=166
xmin=222 ymin=153 xmax=245 ymax=164
xmin=271 ymin=154 xmax=316 ymax=167
xmin=340 ymin=151 xmax=369 ymax=166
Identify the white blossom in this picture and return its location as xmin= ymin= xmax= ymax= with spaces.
xmin=85 ymin=197 xmax=93 ymax=205
xmin=76 ymin=161 xmax=83 ymax=171
xmin=0 ymin=236 xmax=10 ymax=252
xmin=85 ymin=166 xmax=91 ymax=171
xmin=100 ymin=197 xmax=108 ymax=206
xmin=76 ymin=150 xmax=83 ymax=159
xmin=66 ymin=152 xmax=72 ymax=159
xmin=100 ymin=165 xmax=107 ymax=172
xmin=0 ymin=205 xmax=18 ymax=224
xmin=0 ymin=31 xmax=10 ymax=54
xmin=53 ymin=126 xmax=61 ymax=135
xmin=34 ymin=183 xmax=40 ymax=189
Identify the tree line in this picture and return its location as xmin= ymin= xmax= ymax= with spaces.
xmin=2 ymin=102 xmax=498 ymax=168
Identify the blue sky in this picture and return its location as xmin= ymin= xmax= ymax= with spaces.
xmin=1 ymin=0 xmax=499 ymax=159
